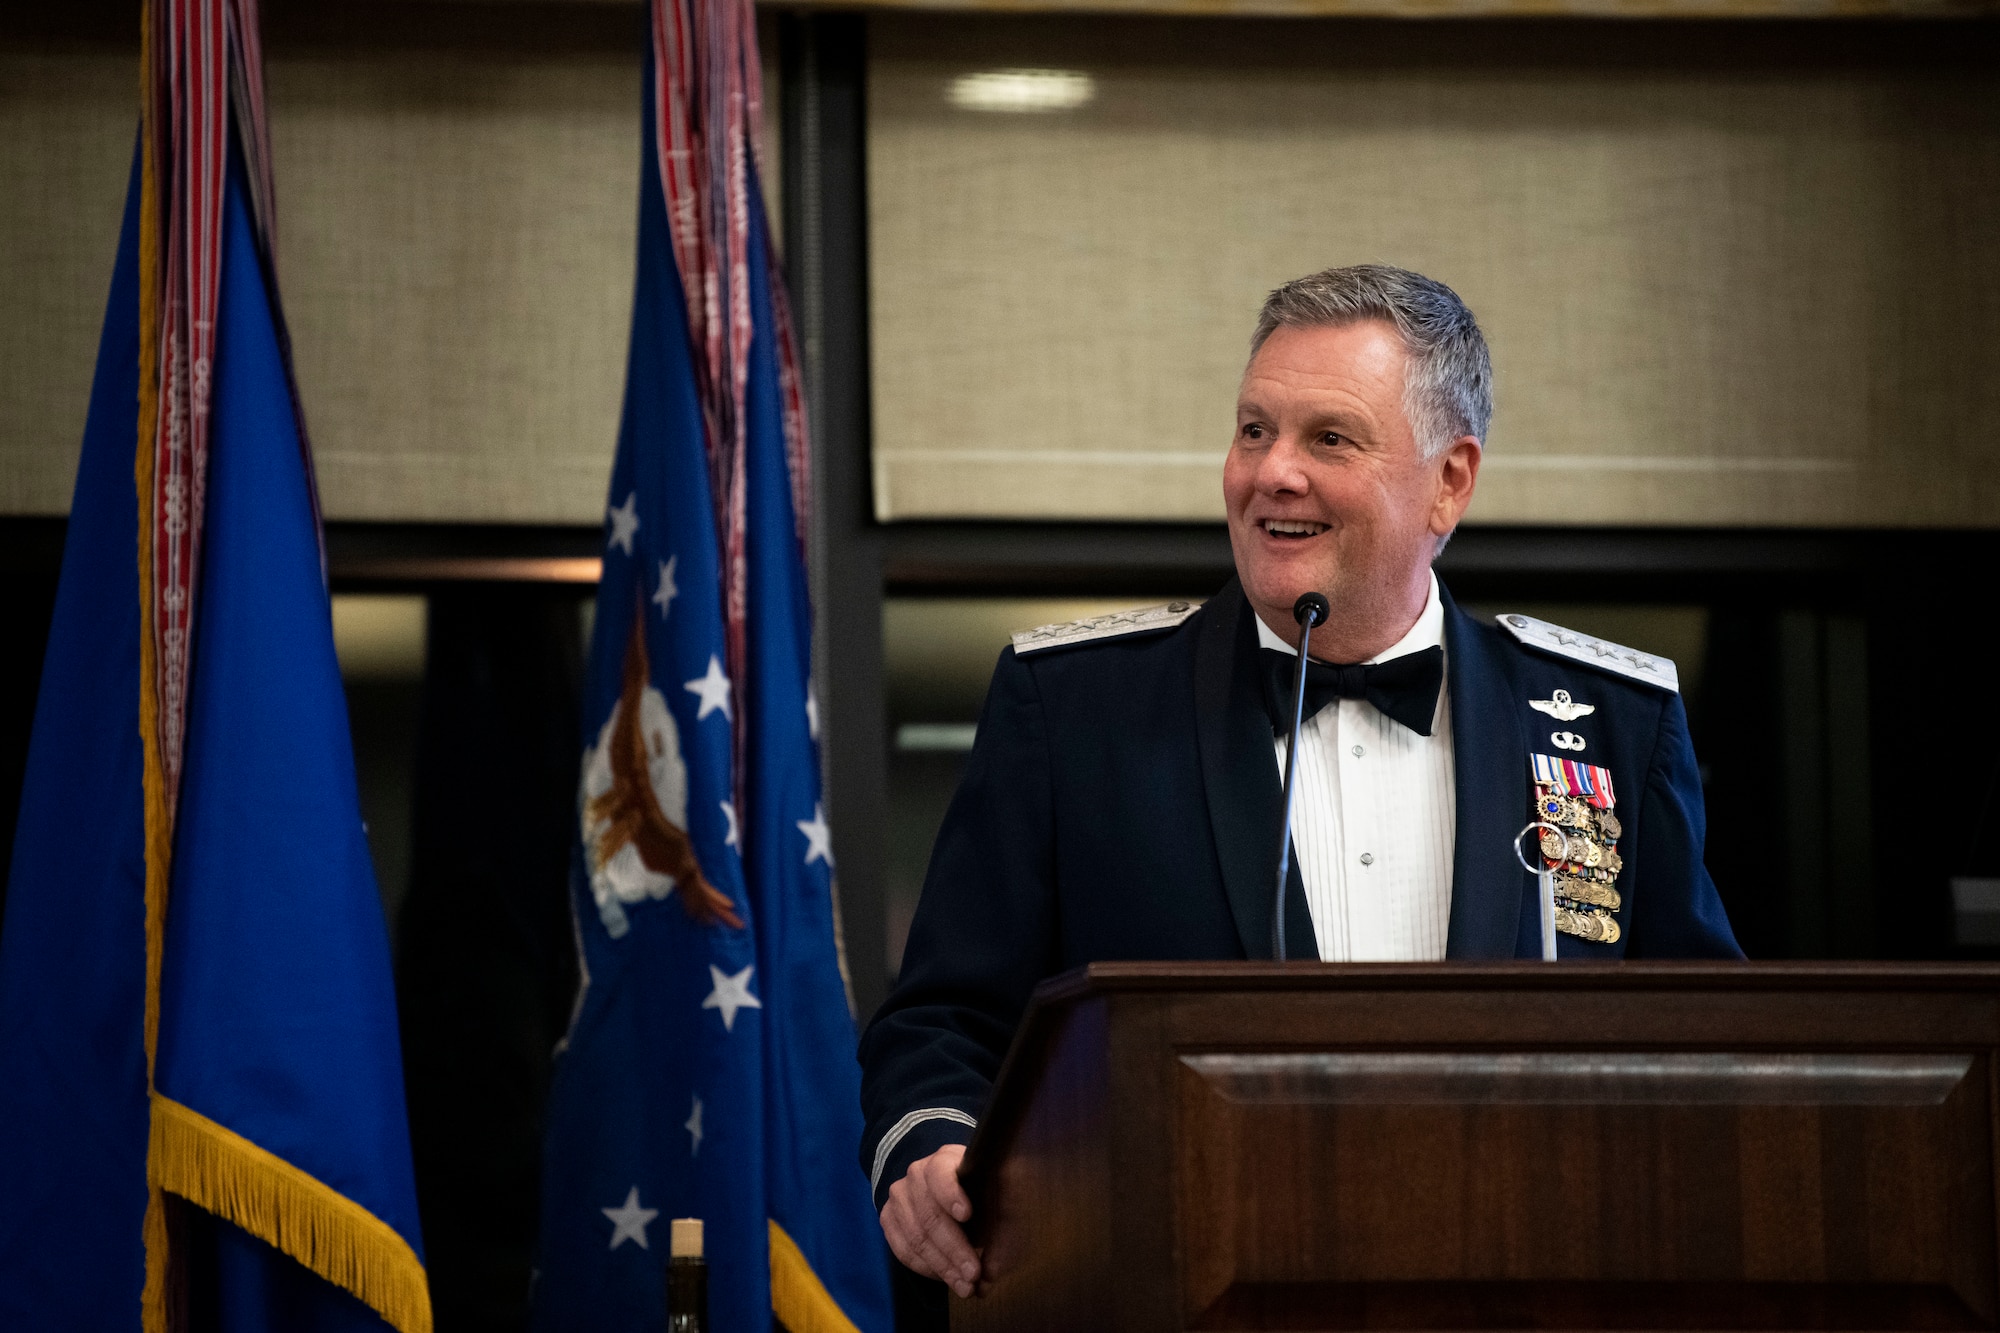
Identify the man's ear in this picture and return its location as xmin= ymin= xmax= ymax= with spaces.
xmin=1430 ymin=437 xmax=1482 ymax=538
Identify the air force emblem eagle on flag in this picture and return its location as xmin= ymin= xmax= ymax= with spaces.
xmin=528 ymin=0 xmax=891 ymax=1328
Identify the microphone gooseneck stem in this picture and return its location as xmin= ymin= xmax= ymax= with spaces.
xmin=1272 ymin=593 xmax=1328 ymax=962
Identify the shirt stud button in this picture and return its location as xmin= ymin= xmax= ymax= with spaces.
xmin=1359 ymin=852 xmax=1375 ymax=866
xmin=1351 ymin=744 xmax=1365 ymax=757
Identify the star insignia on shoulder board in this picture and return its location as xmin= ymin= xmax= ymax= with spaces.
xmin=1011 ymin=601 xmax=1200 ymax=656
xmin=1496 ymin=613 xmax=1680 ymax=693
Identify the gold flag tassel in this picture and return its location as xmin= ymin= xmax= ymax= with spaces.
xmin=769 ymin=1220 xmax=864 ymax=1333
xmin=151 ymin=1098 xmax=433 ymax=1333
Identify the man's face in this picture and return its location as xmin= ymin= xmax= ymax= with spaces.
xmin=1224 ymin=319 xmax=1480 ymax=658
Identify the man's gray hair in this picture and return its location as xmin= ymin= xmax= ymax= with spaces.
xmin=1251 ymin=264 xmax=1492 ymax=459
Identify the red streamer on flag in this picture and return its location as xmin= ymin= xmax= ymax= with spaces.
xmin=140 ymin=0 xmax=308 ymax=815
xmin=647 ymin=0 xmax=814 ymax=796
xmin=136 ymin=3 xmax=334 ymax=1327
xmin=141 ymin=0 xmax=227 ymax=810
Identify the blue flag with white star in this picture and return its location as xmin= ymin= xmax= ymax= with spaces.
xmin=528 ymin=26 xmax=891 ymax=1333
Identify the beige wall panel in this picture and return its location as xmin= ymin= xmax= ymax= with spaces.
xmin=268 ymin=48 xmax=639 ymax=522
xmin=0 ymin=3 xmax=796 ymax=524
xmin=0 ymin=52 xmax=135 ymax=515
xmin=867 ymin=18 xmax=2000 ymax=525
xmin=0 ymin=37 xmax=639 ymax=522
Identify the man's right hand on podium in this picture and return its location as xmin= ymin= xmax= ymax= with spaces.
xmin=880 ymin=1143 xmax=982 ymax=1297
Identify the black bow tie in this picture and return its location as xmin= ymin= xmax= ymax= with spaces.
xmin=1259 ymin=644 xmax=1445 ymax=738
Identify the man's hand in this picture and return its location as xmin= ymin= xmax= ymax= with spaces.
xmin=879 ymin=1143 xmax=981 ymax=1297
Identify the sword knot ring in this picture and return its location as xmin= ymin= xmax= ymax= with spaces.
xmin=1514 ymin=821 xmax=1569 ymax=876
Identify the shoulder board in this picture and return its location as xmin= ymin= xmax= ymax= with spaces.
xmin=1012 ymin=601 xmax=1199 ymax=656
xmin=1495 ymin=612 xmax=1680 ymax=693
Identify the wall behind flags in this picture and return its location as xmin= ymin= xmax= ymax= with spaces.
xmin=5 ymin=5 xmax=1996 ymax=529
xmin=0 ymin=0 xmax=782 ymax=525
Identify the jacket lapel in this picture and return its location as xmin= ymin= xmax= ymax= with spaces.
xmin=1442 ymin=587 xmax=1532 ymax=959
xmin=1193 ymin=580 xmax=1318 ymax=960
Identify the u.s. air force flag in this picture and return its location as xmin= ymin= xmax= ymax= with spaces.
xmin=0 ymin=3 xmax=427 ymax=1330
xmin=528 ymin=0 xmax=891 ymax=1330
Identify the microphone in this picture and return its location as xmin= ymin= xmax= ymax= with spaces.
xmin=1272 ymin=591 xmax=1330 ymax=962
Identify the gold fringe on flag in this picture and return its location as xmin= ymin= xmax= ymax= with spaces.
xmin=768 ymin=1219 xmax=863 ymax=1333
xmin=151 ymin=1095 xmax=434 ymax=1333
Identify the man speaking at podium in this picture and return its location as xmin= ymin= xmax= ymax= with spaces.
xmin=859 ymin=264 xmax=1742 ymax=1305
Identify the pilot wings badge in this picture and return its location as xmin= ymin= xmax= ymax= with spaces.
xmin=1530 ymin=689 xmax=1596 ymax=722
xmin=579 ymin=612 xmax=742 ymax=937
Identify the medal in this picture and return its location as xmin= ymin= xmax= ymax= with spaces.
xmin=1555 ymin=875 xmax=1621 ymax=911
xmin=1555 ymin=905 xmax=1621 ymax=944
xmin=1529 ymin=751 xmax=1624 ymax=946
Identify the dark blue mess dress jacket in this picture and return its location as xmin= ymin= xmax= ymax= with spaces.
xmin=858 ymin=577 xmax=1742 ymax=1207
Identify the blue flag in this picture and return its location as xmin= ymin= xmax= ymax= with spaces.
xmin=0 ymin=141 xmax=429 ymax=1332
xmin=529 ymin=38 xmax=892 ymax=1333
xmin=0 ymin=143 xmax=153 ymax=1333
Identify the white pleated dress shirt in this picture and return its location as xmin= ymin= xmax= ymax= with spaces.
xmin=1257 ymin=573 xmax=1456 ymax=961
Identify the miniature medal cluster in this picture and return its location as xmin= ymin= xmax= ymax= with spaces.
xmin=1530 ymin=753 xmax=1623 ymax=944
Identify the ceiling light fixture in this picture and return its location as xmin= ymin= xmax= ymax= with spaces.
xmin=948 ymin=68 xmax=1096 ymax=114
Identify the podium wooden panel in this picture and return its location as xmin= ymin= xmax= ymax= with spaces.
xmin=951 ymin=963 xmax=2000 ymax=1332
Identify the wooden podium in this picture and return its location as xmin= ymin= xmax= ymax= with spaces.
xmin=951 ymin=962 xmax=2000 ymax=1332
